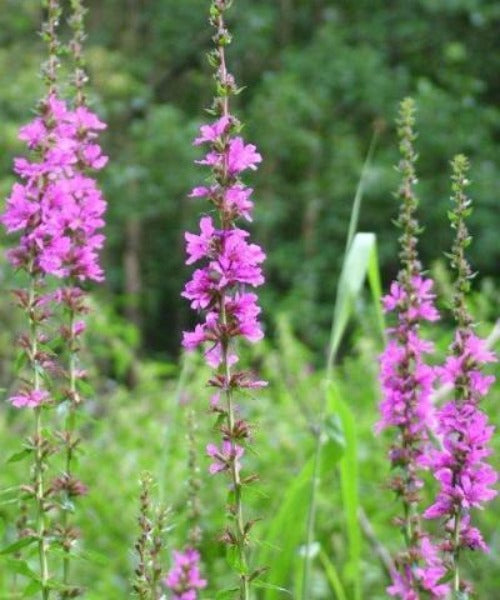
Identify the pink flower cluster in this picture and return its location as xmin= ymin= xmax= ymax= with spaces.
xmin=424 ymin=331 xmax=497 ymax=549
xmin=388 ymin=537 xmax=449 ymax=599
xmin=182 ymin=117 xmax=265 ymax=379
xmin=182 ymin=116 xmax=266 ymax=477
xmin=377 ymin=276 xmax=439 ymax=445
xmin=2 ymin=94 xmax=107 ymax=410
xmin=378 ymin=274 xmax=451 ymax=598
xmin=164 ymin=548 xmax=207 ymax=600
xmin=1 ymin=94 xmax=107 ymax=282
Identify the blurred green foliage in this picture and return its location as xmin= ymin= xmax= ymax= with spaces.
xmin=0 ymin=0 xmax=498 ymax=355
xmin=0 ymin=2 xmax=499 ymax=597
xmin=0 ymin=289 xmax=498 ymax=598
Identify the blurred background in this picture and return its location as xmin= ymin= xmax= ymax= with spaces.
xmin=1 ymin=0 xmax=499 ymax=357
xmin=0 ymin=1 xmax=499 ymax=598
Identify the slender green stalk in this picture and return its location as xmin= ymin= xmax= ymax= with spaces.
xmin=28 ymin=270 xmax=51 ymax=600
xmin=187 ymin=407 xmax=202 ymax=548
xmin=68 ymin=0 xmax=88 ymax=107
xmin=301 ymin=127 xmax=379 ymax=600
xmin=59 ymin=3 xmax=88 ymax=593
xmin=215 ymin=5 xmax=251 ymax=597
xmin=448 ymin=154 xmax=474 ymax=595
xmin=221 ymin=303 xmax=250 ymax=600
xmin=61 ymin=302 xmax=78 ymax=593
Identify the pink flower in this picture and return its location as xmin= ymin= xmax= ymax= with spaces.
xmin=189 ymin=186 xmax=211 ymax=198
xmin=1 ymin=93 xmax=108 ymax=282
xmin=10 ymin=389 xmax=49 ymax=408
xmin=415 ymin=538 xmax=449 ymax=598
xmin=182 ymin=49 xmax=266 ymax=508
xmin=425 ymin=330 xmax=498 ymax=555
xmin=165 ymin=548 xmax=207 ymax=600
xmin=225 ymin=185 xmax=254 ymax=221
xmin=1 ymin=184 xmax=39 ymax=232
xmin=193 ymin=116 xmax=231 ymax=145
xmin=182 ymin=324 xmax=207 ymax=350
xmin=227 ymin=137 xmax=262 ymax=174
xmin=185 ymin=216 xmax=216 ymax=265
xmin=18 ymin=118 xmax=46 ymax=149
xmin=207 ymin=441 xmax=244 ymax=475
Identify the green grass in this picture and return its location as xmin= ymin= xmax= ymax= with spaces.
xmin=0 ymin=297 xmax=498 ymax=598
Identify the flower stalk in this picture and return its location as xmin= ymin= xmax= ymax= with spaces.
xmin=181 ymin=1 xmax=267 ymax=596
xmin=133 ymin=473 xmax=168 ymax=600
xmin=423 ymin=155 xmax=497 ymax=598
xmin=1 ymin=0 xmax=107 ymax=595
xmin=377 ymin=99 xmax=448 ymax=598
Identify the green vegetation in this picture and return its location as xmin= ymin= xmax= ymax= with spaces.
xmin=0 ymin=1 xmax=498 ymax=598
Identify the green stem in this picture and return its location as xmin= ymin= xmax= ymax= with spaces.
xmin=29 ymin=272 xmax=50 ymax=600
xmin=453 ymin=510 xmax=461 ymax=595
xmin=301 ymin=130 xmax=378 ymax=600
xmin=221 ymin=302 xmax=250 ymax=600
xmin=35 ymin=407 xmax=50 ymax=600
xmin=62 ymin=306 xmax=76 ymax=590
xmin=215 ymin=8 xmax=251 ymax=596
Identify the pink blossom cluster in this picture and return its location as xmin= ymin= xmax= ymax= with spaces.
xmin=424 ymin=331 xmax=497 ymax=549
xmin=182 ymin=115 xmax=266 ymax=472
xmin=2 ymin=94 xmax=107 ymax=410
xmin=388 ymin=537 xmax=449 ymax=599
xmin=377 ymin=275 xmax=439 ymax=447
xmin=378 ymin=275 xmax=451 ymax=598
xmin=1 ymin=94 xmax=107 ymax=282
xmin=164 ymin=548 xmax=207 ymax=600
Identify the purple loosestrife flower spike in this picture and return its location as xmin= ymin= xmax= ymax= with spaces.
xmin=165 ymin=548 xmax=207 ymax=600
xmin=181 ymin=1 xmax=266 ymax=597
xmin=0 ymin=2 xmax=66 ymax=595
xmin=423 ymin=155 xmax=497 ymax=596
xmin=133 ymin=473 xmax=169 ymax=599
xmin=378 ymin=99 xmax=448 ymax=599
xmin=47 ymin=1 xmax=108 ymax=594
xmin=1 ymin=0 xmax=107 ymax=595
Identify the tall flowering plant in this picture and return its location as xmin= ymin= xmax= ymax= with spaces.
xmin=423 ymin=155 xmax=497 ymax=597
xmin=1 ymin=3 xmax=66 ymax=595
xmin=52 ymin=1 xmax=108 ymax=595
xmin=133 ymin=473 xmax=170 ymax=600
xmin=180 ymin=0 xmax=266 ymax=597
xmin=1 ymin=0 xmax=107 ymax=596
xmin=377 ymin=99 xmax=448 ymax=599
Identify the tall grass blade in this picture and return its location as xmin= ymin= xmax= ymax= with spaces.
xmin=327 ymin=383 xmax=362 ymax=600
xmin=344 ymin=128 xmax=379 ymax=253
xmin=301 ymin=128 xmax=383 ymax=600
xmin=259 ymin=440 xmax=343 ymax=600
xmin=319 ymin=548 xmax=348 ymax=600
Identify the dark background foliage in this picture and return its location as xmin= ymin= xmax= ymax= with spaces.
xmin=1 ymin=0 xmax=499 ymax=357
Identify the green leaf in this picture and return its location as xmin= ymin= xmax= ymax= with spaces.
xmin=344 ymin=128 xmax=379 ymax=252
xmin=14 ymin=351 xmax=27 ymax=373
xmin=253 ymin=582 xmax=292 ymax=596
xmin=257 ymin=441 xmax=342 ymax=600
xmin=0 ymin=536 xmax=37 ymax=555
xmin=214 ymin=588 xmax=239 ymax=599
xmin=323 ymin=414 xmax=346 ymax=454
xmin=328 ymin=231 xmax=384 ymax=370
xmin=226 ymin=546 xmax=247 ymax=574
xmin=3 ymin=558 xmax=39 ymax=580
xmin=0 ymin=486 xmax=20 ymax=499
xmin=22 ymin=580 xmax=42 ymax=597
xmin=319 ymin=549 xmax=348 ymax=600
xmin=327 ymin=384 xmax=362 ymax=600
xmin=6 ymin=448 xmax=32 ymax=464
